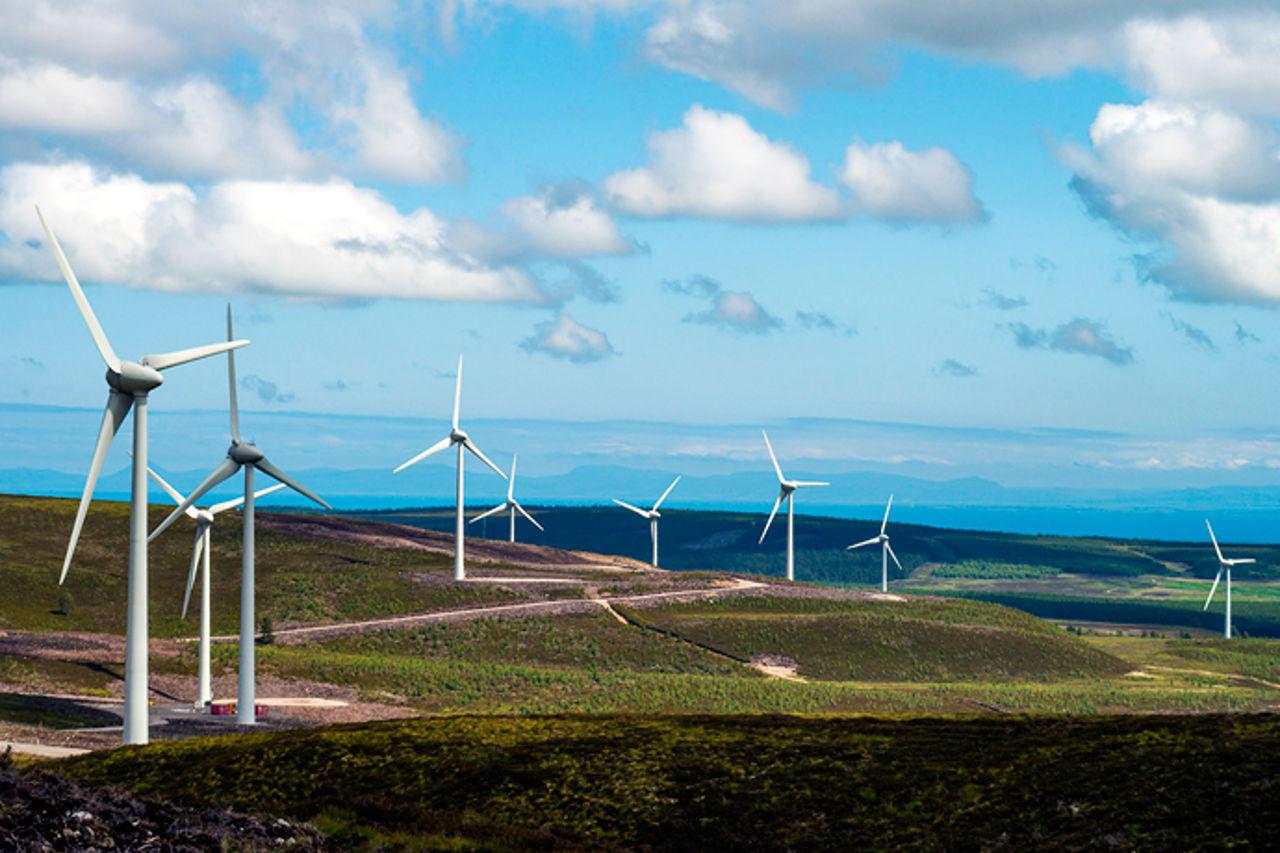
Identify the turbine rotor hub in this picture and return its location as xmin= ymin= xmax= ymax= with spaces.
xmin=451 ymin=428 xmax=468 ymax=443
xmin=229 ymin=442 xmax=264 ymax=465
xmin=106 ymin=362 xmax=163 ymax=394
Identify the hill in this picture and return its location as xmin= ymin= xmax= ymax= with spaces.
xmin=52 ymin=714 xmax=1280 ymax=851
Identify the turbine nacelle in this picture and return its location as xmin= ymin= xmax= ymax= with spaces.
xmin=106 ymin=362 xmax=164 ymax=394
xmin=229 ymin=441 xmax=265 ymax=465
xmin=450 ymin=428 xmax=468 ymax=444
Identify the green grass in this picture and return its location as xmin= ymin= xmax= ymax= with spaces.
xmin=0 ymin=494 xmax=528 ymax=636
xmin=54 ymin=714 xmax=1280 ymax=850
xmin=926 ymin=560 xmax=1063 ymax=579
xmin=617 ymin=595 xmax=1130 ymax=682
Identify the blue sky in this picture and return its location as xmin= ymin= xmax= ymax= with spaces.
xmin=3 ymin=1 xmax=1280 ymax=491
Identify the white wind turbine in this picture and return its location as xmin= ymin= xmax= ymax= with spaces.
xmin=847 ymin=495 xmax=903 ymax=592
xmin=394 ymin=355 xmax=507 ymax=581
xmin=37 ymin=207 xmax=249 ymax=745
xmin=146 ymin=464 xmax=283 ymax=708
xmin=759 ymin=430 xmax=828 ymax=581
xmin=612 ymin=476 xmax=681 ymax=568
xmin=1204 ymin=519 xmax=1254 ymax=639
xmin=149 ymin=305 xmax=329 ymax=725
xmin=469 ymin=454 xmax=544 ymax=543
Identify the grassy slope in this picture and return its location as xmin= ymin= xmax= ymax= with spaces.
xmin=56 ymin=714 xmax=1280 ymax=851
xmin=618 ymin=596 xmax=1130 ymax=682
xmin=0 ymin=494 xmax=525 ymax=636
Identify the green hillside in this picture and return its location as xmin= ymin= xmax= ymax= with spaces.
xmin=55 ymin=714 xmax=1280 ymax=851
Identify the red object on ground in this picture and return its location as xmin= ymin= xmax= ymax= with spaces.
xmin=208 ymin=702 xmax=269 ymax=718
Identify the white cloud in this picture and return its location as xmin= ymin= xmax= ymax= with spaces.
xmin=664 ymin=274 xmax=782 ymax=333
xmin=336 ymin=63 xmax=465 ymax=185
xmin=498 ymin=188 xmax=632 ymax=257
xmin=1008 ymin=318 xmax=1135 ymax=365
xmin=1124 ymin=14 xmax=1280 ymax=118
xmin=1066 ymin=99 xmax=1280 ymax=304
xmin=0 ymin=62 xmax=147 ymax=133
xmin=0 ymin=161 xmax=541 ymax=303
xmin=520 ymin=313 xmax=617 ymax=362
xmin=604 ymin=105 xmax=841 ymax=222
xmin=839 ymin=140 xmax=983 ymax=223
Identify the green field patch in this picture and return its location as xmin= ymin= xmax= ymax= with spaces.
xmin=0 ymin=692 xmax=119 ymax=729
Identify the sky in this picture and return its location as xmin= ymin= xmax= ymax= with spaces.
xmin=3 ymin=1 xmax=1280 ymax=495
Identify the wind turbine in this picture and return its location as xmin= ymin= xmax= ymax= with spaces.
xmin=145 ymin=464 xmax=283 ymax=708
xmin=758 ymin=430 xmax=828 ymax=581
xmin=37 ymin=206 xmax=249 ymax=745
xmin=148 ymin=305 xmax=329 ymax=725
xmin=1204 ymin=519 xmax=1254 ymax=639
xmin=612 ymin=476 xmax=681 ymax=568
xmin=469 ymin=454 xmax=543 ymax=543
xmin=394 ymin=355 xmax=507 ymax=581
xmin=847 ymin=495 xmax=903 ymax=592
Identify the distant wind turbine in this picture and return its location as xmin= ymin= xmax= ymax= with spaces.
xmin=394 ymin=355 xmax=507 ymax=581
xmin=470 ymin=454 xmax=543 ymax=543
xmin=847 ymin=495 xmax=903 ymax=592
xmin=758 ymin=430 xmax=828 ymax=581
xmin=149 ymin=305 xmax=329 ymax=725
xmin=146 ymin=464 xmax=284 ymax=708
xmin=37 ymin=206 xmax=248 ymax=745
xmin=1204 ymin=519 xmax=1254 ymax=639
xmin=613 ymin=476 xmax=681 ymax=568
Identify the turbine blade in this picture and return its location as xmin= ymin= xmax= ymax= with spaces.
xmin=463 ymin=438 xmax=507 ymax=479
xmin=847 ymin=537 xmax=880 ymax=550
xmin=1230 ymin=558 xmax=1257 ymax=565
xmin=886 ymin=540 xmax=905 ymax=573
xmin=762 ymin=430 xmax=785 ymax=483
xmin=469 ymin=502 xmax=508 ymax=524
xmin=35 ymin=206 xmax=121 ymax=371
xmin=181 ymin=525 xmax=205 ymax=620
xmin=758 ymin=493 xmax=783 ymax=544
xmin=791 ymin=480 xmax=829 ymax=488
xmin=1205 ymin=519 xmax=1225 ymax=564
xmin=652 ymin=475 xmax=681 ymax=512
xmin=149 ymin=457 xmax=241 ymax=542
xmin=612 ymin=498 xmax=650 ymax=518
xmin=60 ymin=390 xmax=132 ymax=583
xmin=508 ymin=453 xmax=517 ymax=501
xmin=1204 ymin=568 xmax=1223 ymax=611
xmin=881 ymin=494 xmax=894 ymax=535
xmin=452 ymin=354 xmax=462 ymax=431
xmin=144 ymin=464 xmax=190 ymax=510
xmin=255 ymin=457 xmax=331 ymax=509
xmin=141 ymin=339 xmax=249 ymax=371
xmin=227 ymin=304 xmax=240 ymax=442
xmin=514 ymin=501 xmax=544 ymax=531
xmin=393 ymin=435 xmax=452 ymax=473
xmin=208 ymin=482 xmax=286 ymax=515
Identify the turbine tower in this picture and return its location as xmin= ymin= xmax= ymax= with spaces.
xmin=847 ymin=495 xmax=903 ymax=592
xmin=612 ymin=476 xmax=681 ymax=568
xmin=394 ymin=355 xmax=507 ymax=581
xmin=146 ymin=464 xmax=283 ymax=708
xmin=1204 ymin=519 xmax=1254 ymax=639
xmin=149 ymin=305 xmax=329 ymax=725
xmin=758 ymin=430 xmax=828 ymax=581
xmin=37 ymin=207 xmax=248 ymax=744
xmin=470 ymin=454 xmax=543 ymax=543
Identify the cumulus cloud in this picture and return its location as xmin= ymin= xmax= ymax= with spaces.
xmin=0 ymin=161 xmax=542 ymax=303
xmin=980 ymin=289 xmax=1028 ymax=310
xmin=934 ymin=358 xmax=977 ymax=377
xmin=1065 ymin=99 xmax=1280 ymax=304
xmin=839 ymin=140 xmax=984 ymax=223
xmin=241 ymin=374 xmax=295 ymax=404
xmin=492 ymin=185 xmax=632 ymax=258
xmin=794 ymin=310 xmax=855 ymax=337
xmin=1163 ymin=313 xmax=1217 ymax=351
xmin=664 ymin=274 xmax=782 ymax=334
xmin=1008 ymin=318 xmax=1135 ymax=365
xmin=520 ymin=313 xmax=617 ymax=363
xmin=604 ymin=105 xmax=841 ymax=222
xmin=0 ymin=4 xmax=464 ymax=185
